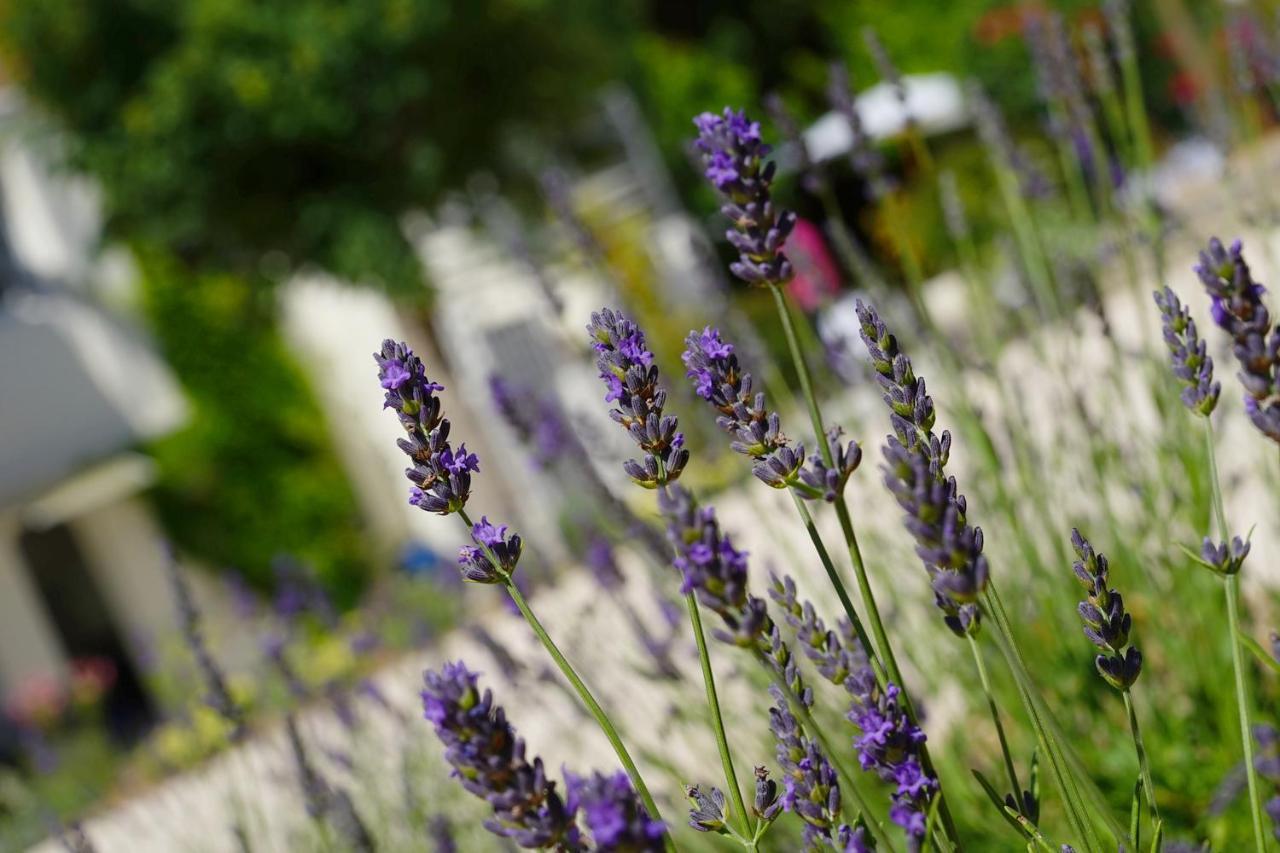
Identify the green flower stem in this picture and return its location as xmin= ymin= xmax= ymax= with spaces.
xmin=1203 ymin=419 xmax=1267 ymax=851
xmin=966 ymin=634 xmax=1023 ymax=813
xmin=789 ymin=491 xmax=884 ymax=684
xmin=763 ymin=655 xmax=901 ymax=853
xmin=685 ymin=590 xmax=753 ymax=839
xmin=980 ymin=589 xmax=1098 ymax=853
xmin=1121 ymin=689 xmax=1160 ymax=825
xmin=455 ymin=510 xmax=674 ymax=852
xmin=768 ymin=282 xmax=962 ymax=849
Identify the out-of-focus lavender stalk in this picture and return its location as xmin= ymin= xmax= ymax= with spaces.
xmin=285 ymin=715 xmax=375 ymax=852
xmin=1194 ymin=239 xmax=1280 ymax=445
xmin=862 ymin=27 xmax=932 ymax=171
xmin=166 ymin=549 xmax=245 ymax=740
xmin=375 ymin=340 xmax=666 ymax=837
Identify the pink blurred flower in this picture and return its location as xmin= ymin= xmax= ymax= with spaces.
xmin=785 ymin=218 xmax=841 ymax=312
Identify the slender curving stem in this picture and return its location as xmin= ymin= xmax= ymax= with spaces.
xmin=768 ymin=282 xmax=962 ymax=848
xmin=684 ymin=590 xmax=753 ymax=838
xmin=1203 ymin=419 xmax=1267 ymax=852
xmin=456 ymin=509 xmax=674 ymax=852
xmin=966 ymin=634 xmax=1023 ymax=813
xmin=1122 ymin=690 xmax=1160 ymax=825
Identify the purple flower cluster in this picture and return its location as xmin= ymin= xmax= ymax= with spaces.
xmin=421 ymin=662 xmax=584 ymax=849
xmin=1194 ymin=238 xmax=1280 ymax=444
xmin=658 ymin=484 xmax=764 ymax=647
xmin=375 ymin=339 xmax=478 ymax=514
xmin=681 ymin=325 xmax=860 ymax=501
xmin=1154 ymin=286 xmax=1221 ymax=416
xmin=457 ymin=517 xmax=523 ymax=584
xmin=772 ymin=575 xmax=936 ymax=847
xmin=1200 ymin=534 xmax=1251 ymax=576
xmin=1070 ymin=530 xmax=1142 ymax=690
xmin=692 ymin=108 xmax=796 ymax=285
xmin=856 ymin=302 xmax=988 ymax=636
xmin=768 ymin=685 xmax=870 ymax=851
xmin=847 ymin=666 xmax=935 ymax=846
xmin=489 ymin=375 xmax=572 ymax=470
xmin=565 ymin=771 xmax=666 ymax=851
xmin=587 ymin=308 xmax=689 ymax=488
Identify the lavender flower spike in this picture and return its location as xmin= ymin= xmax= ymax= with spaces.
xmin=566 ymin=771 xmax=666 ymax=851
xmin=422 ymin=662 xmax=585 ymax=850
xmin=1194 ymin=238 xmax=1280 ymax=443
xmin=692 ymin=107 xmax=796 ymax=285
xmin=1154 ymin=287 xmax=1221 ymax=416
xmin=587 ymin=308 xmax=689 ymax=487
xmin=857 ymin=301 xmax=987 ymax=636
xmin=375 ymin=339 xmax=477 ymax=514
xmin=768 ymin=685 xmax=857 ymax=851
xmin=1071 ymin=530 xmax=1142 ymax=690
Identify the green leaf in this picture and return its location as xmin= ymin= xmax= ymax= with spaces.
xmin=1147 ymin=818 xmax=1163 ymax=853
xmin=1240 ymin=632 xmax=1280 ymax=674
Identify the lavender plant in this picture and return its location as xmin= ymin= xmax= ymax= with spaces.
xmin=374 ymin=339 xmax=666 ymax=836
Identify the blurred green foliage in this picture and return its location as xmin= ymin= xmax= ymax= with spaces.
xmin=138 ymin=250 xmax=371 ymax=603
xmin=0 ymin=0 xmax=633 ymax=293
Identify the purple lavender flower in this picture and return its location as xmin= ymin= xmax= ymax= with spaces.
xmin=565 ymin=770 xmax=665 ymax=851
xmin=375 ymin=339 xmax=479 ymax=514
xmin=772 ymin=574 xmax=936 ymax=848
xmin=768 ymin=685 xmax=850 ymax=850
xmin=428 ymin=815 xmax=457 ymax=853
xmin=681 ymin=325 xmax=860 ymax=501
xmin=1024 ymin=11 xmax=1095 ymax=169
xmin=1200 ymin=535 xmax=1251 ymax=576
xmin=752 ymin=765 xmax=784 ymax=821
xmin=1194 ymin=239 xmax=1280 ymax=444
xmin=587 ymin=308 xmax=689 ymax=487
xmin=693 ymin=108 xmax=796 ymax=285
xmin=685 ymin=785 xmax=727 ymax=833
xmin=584 ymin=534 xmax=625 ymax=591
xmin=1071 ymin=530 xmax=1142 ymax=690
xmin=421 ymin=662 xmax=585 ymax=849
xmin=857 ymin=301 xmax=987 ymax=636
xmin=457 ymin=517 xmax=523 ymax=584
xmin=1154 ymin=287 xmax=1221 ymax=416
xmin=489 ymin=375 xmax=572 ymax=470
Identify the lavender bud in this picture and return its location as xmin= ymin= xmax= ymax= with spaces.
xmin=798 ymin=427 xmax=862 ymax=503
xmin=769 ymin=685 xmax=844 ymax=846
xmin=686 ymin=785 xmax=728 ymax=833
xmin=1199 ymin=535 xmax=1251 ymax=576
xmin=692 ymin=108 xmax=796 ymax=285
xmin=375 ymin=339 xmax=480 ymax=514
xmin=1194 ymin=239 xmax=1280 ymax=444
xmin=1153 ymin=287 xmax=1221 ymax=416
xmin=587 ymin=308 xmax=688 ymax=486
xmin=421 ymin=662 xmax=585 ymax=849
xmin=752 ymin=766 xmax=783 ymax=821
xmin=1071 ymin=530 xmax=1142 ymax=690
xmin=566 ymin=771 xmax=666 ymax=851
xmin=457 ymin=517 xmax=522 ymax=584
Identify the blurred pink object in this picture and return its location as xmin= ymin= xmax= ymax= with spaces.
xmin=4 ymin=673 xmax=67 ymax=728
xmin=70 ymin=656 xmax=117 ymax=706
xmin=785 ymin=218 xmax=841 ymax=312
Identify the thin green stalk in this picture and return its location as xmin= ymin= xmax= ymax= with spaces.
xmin=1121 ymin=690 xmax=1160 ymax=826
xmin=789 ymin=492 xmax=884 ymax=683
xmin=966 ymin=634 xmax=1023 ymax=812
xmin=457 ymin=510 xmax=673 ymax=851
xmin=769 ymin=282 xmax=962 ymax=848
xmin=685 ymin=590 xmax=753 ymax=839
xmin=1205 ymin=417 xmax=1267 ymax=852
xmin=980 ymin=590 xmax=1098 ymax=852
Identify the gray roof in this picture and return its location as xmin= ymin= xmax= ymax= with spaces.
xmin=0 ymin=290 xmax=185 ymax=507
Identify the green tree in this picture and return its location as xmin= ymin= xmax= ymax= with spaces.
xmin=0 ymin=0 xmax=633 ymax=292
